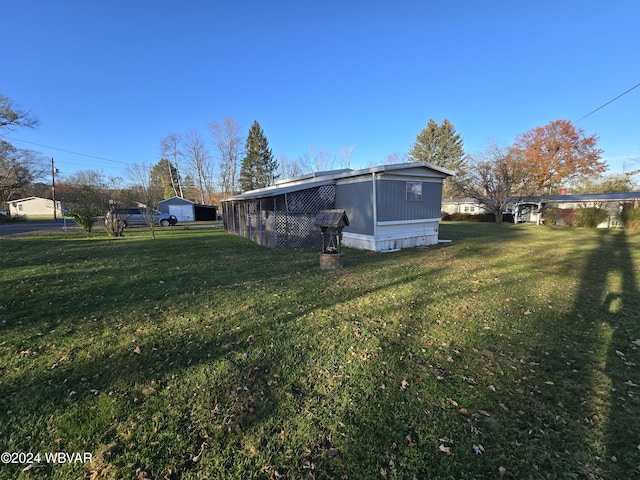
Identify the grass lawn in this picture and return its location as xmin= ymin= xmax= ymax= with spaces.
xmin=1 ymin=223 xmax=639 ymax=479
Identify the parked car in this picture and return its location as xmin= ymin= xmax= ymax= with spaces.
xmin=105 ymin=207 xmax=177 ymax=227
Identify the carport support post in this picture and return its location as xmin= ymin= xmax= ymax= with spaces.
xmin=259 ymin=199 xmax=263 ymax=246
xmin=247 ymin=202 xmax=251 ymax=239
xmin=231 ymin=201 xmax=236 ymax=233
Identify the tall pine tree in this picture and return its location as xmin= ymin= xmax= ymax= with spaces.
xmin=239 ymin=121 xmax=278 ymax=191
xmin=407 ymin=118 xmax=464 ymax=171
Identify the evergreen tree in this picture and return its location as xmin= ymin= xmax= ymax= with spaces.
xmin=239 ymin=121 xmax=278 ymax=191
xmin=150 ymin=158 xmax=182 ymax=200
xmin=407 ymin=118 xmax=464 ymax=171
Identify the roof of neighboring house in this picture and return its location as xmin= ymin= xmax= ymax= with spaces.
xmin=10 ymin=196 xmax=54 ymax=203
xmin=442 ymin=197 xmax=484 ymax=204
xmin=159 ymin=196 xmax=195 ymax=205
xmin=445 ymin=192 xmax=640 ymax=206
xmin=542 ymin=192 xmax=640 ymax=202
xmin=224 ymin=162 xmax=454 ymax=202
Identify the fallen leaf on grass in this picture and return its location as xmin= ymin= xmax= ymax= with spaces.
xmin=133 ymin=346 xmax=141 ymax=355
xmin=472 ymin=444 xmax=485 ymax=455
xmin=478 ymin=410 xmax=491 ymax=417
xmin=447 ymin=397 xmax=459 ymax=407
xmin=438 ymin=444 xmax=451 ymax=455
xmin=191 ymin=442 xmax=206 ymax=462
xmin=632 ymin=339 xmax=640 ymax=347
xmin=405 ymin=434 xmax=416 ymax=447
xmin=401 ymin=379 xmax=410 ymax=391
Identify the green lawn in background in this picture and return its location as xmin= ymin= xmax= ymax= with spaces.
xmin=1 ymin=223 xmax=639 ymax=479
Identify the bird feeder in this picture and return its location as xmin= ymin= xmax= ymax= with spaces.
xmin=314 ymin=209 xmax=349 ymax=270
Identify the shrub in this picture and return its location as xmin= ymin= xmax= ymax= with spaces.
xmin=443 ymin=212 xmax=495 ymax=222
xmin=0 ymin=214 xmax=27 ymax=223
xmin=104 ymin=215 xmax=126 ymax=237
xmin=620 ymin=202 xmax=640 ymax=231
xmin=542 ymin=207 xmax=576 ymax=226
xmin=575 ymin=207 xmax=609 ymax=228
xmin=542 ymin=207 xmax=559 ymax=225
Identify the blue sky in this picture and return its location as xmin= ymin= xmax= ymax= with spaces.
xmin=3 ymin=0 xmax=639 ymax=182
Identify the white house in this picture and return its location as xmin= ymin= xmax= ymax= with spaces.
xmin=441 ymin=198 xmax=491 ymax=215
xmin=9 ymin=196 xmax=63 ymax=218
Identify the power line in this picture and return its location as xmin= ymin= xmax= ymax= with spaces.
xmin=2 ymin=135 xmax=132 ymax=165
xmin=575 ymin=82 xmax=640 ymax=124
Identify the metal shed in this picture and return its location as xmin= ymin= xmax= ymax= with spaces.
xmin=222 ymin=163 xmax=453 ymax=252
xmin=159 ymin=196 xmax=218 ymax=222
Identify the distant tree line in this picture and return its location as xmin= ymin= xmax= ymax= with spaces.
xmin=2 ymin=92 xmax=638 ymax=226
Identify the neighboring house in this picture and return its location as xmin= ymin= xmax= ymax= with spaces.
xmin=441 ymin=198 xmax=491 ymax=215
xmin=539 ymin=191 xmax=640 ymax=227
xmin=9 ymin=196 xmax=63 ymax=218
xmin=222 ymin=162 xmax=453 ymax=252
xmin=158 ymin=196 xmax=218 ymax=222
xmin=447 ymin=191 xmax=640 ymax=227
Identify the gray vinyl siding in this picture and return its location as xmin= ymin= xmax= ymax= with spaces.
xmin=336 ymin=181 xmax=374 ymax=235
xmin=376 ymin=180 xmax=443 ymax=221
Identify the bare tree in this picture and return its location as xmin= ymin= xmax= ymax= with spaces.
xmin=298 ymin=145 xmax=337 ymax=173
xmin=338 ymin=145 xmax=355 ymax=169
xmin=0 ymin=94 xmax=42 ymax=210
xmin=0 ymin=142 xmax=48 ymax=207
xmin=210 ymin=118 xmax=242 ymax=197
xmin=159 ymin=133 xmax=184 ymax=197
xmin=454 ymin=141 xmax=531 ymax=222
xmin=183 ymin=129 xmax=213 ymax=204
xmin=0 ymin=93 xmax=38 ymax=130
xmin=127 ymin=162 xmax=158 ymax=239
xmin=278 ymin=153 xmax=304 ymax=179
xmin=384 ymin=152 xmax=407 ymax=165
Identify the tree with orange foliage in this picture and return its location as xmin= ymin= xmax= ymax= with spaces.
xmin=512 ymin=119 xmax=606 ymax=193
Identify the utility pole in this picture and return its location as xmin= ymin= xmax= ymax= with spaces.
xmin=51 ymin=158 xmax=58 ymax=220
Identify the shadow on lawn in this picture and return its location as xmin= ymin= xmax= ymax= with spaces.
xmin=598 ymin=231 xmax=640 ymax=478
xmin=543 ymin=230 xmax=640 ymax=479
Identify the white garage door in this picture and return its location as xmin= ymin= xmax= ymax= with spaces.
xmin=169 ymin=205 xmax=194 ymax=222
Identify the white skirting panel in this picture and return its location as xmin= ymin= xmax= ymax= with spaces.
xmin=342 ymin=219 xmax=441 ymax=252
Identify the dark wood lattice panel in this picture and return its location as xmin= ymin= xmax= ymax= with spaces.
xmin=223 ymin=184 xmax=336 ymax=248
xmin=274 ymin=185 xmax=336 ymax=247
